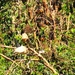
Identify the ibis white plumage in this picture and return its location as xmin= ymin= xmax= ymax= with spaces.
xmin=14 ymin=46 xmax=28 ymax=54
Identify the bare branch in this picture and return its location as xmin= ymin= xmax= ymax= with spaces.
xmin=0 ymin=45 xmax=16 ymax=49
xmin=0 ymin=44 xmax=58 ymax=74
xmin=28 ymin=47 xmax=58 ymax=74
xmin=0 ymin=53 xmax=24 ymax=69
xmin=0 ymin=44 xmax=16 ymax=49
xmin=6 ymin=62 xmax=15 ymax=75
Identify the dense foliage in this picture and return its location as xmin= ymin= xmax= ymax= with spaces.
xmin=0 ymin=0 xmax=75 ymax=75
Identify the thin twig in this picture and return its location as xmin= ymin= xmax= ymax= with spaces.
xmin=15 ymin=59 xmax=39 ymax=62
xmin=6 ymin=62 xmax=15 ymax=75
xmin=0 ymin=53 xmax=24 ymax=69
xmin=0 ymin=44 xmax=16 ymax=49
xmin=0 ymin=45 xmax=58 ymax=74
xmin=28 ymin=47 xmax=58 ymax=74
xmin=0 ymin=7 xmax=8 ymax=12
xmin=33 ymin=28 xmax=39 ymax=49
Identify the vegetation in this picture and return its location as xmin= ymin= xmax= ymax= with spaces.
xmin=0 ymin=0 xmax=75 ymax=75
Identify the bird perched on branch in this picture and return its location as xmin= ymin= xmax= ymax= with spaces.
xmin=14 ymin=45 xmax=28 ymax=54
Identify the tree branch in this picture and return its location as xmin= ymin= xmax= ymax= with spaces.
xmin=0 ymin=44 xmax=58 ymax=74
xmin=0 ymin=53 xmax=24 ymax=69
xmin=28 ymin=47 xmax=58 ymax=74
xmin=0 ymin=44 xmax=16 ymax=49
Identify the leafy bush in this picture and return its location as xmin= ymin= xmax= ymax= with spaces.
xmin=0 ymin=0 xmax=75 ymax=75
